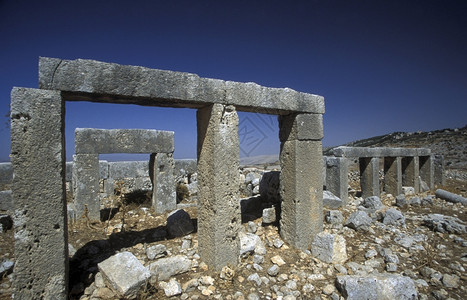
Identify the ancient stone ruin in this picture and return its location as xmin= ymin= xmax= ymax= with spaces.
xmin=73 ymin=128 xmax=176 ymax=220
xmin=10 ymin=57 xmax=325 ymax=298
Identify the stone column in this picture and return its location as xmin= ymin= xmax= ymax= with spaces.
xmin=420 ymin=155 xmax=434 ymax=189
xmin=433 ymin=155 xmax=445 ymax=186
xmin=359 ymin=157 xmax=380 ymax=198
xmin=279 ymin=113 xmax=323 ymax=250
xmin=10 ymin=88 xmax=68 ymax=299
xmin=402 ymin=157 xmax=420 ymax=192
xmin=151 ymin=152 xmax=177 ymax=214
xmin=325 ymin=157 xmax=349 ymax=205
xmin=383 ymin=157 xmax=402 ymax=196
xmin=73 ymin=154 xmax=100 ymax=220
xmin=197 ymin=104 xmax=240 ymax=270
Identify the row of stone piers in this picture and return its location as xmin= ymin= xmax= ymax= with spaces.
xmin=325 ymin=146 xmax=444 ymax=201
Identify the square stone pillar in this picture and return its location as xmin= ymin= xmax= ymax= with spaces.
xmin=73 ymin=154 xmax=100 ymax=220
xmin=433 ymin=155 xmax=445 ymax=186
xmin=384 ymin=157 xmax=402 ymax=196
xmin=420 ymin=155 xmax=434 ymax=189
xmin=197 ymin=104 xmax=240 ymax=270
xmin=359 ymin=157 xmax=380 ymax=198
xmin=402 ymin=157 xmax=420 ymax=192
xmin=151 ymin=152 xmax=177 ymax=214
xmin=279 ymin=113 xmax=323 ymax=250
xmin=325 ymin=157 xmax=349 ymax=205
xmin=10 ymin=88 xmax=68 ymax=299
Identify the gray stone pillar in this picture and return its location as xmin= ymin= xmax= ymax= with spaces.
xmin=402 ymin=157 xmax=420 ymax=192
xmin=73 ymin=154 xmax=100 ymax=220
xmin=197 ymin=104 xmax=240 ymax=270
xmin=10 ymin=88 xmax=68 ymax=299
xmin=359 ymin=157 xmax=380 ymax=198
xmin=279 ymin=113 xmax=323 ymax=250
xmin=151 ymin=152 xmax=177 ymax=214
xmin=433 ymin=155 xmax=445 ymax=186
xmin=420 ymin=155 xmax=434 ymax=189
xmin=325 ymin=157 xmax=348 ymax=205
xmin=383 ymin=157 xmax=402 ymax=196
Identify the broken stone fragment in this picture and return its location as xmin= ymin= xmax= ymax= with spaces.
xmin=148 ymin=255 xmax=192 ymax=281
xmin=97 ymin=251 xmax=150 ymax=299
xmin=311 ymin=232 xmax=347 ymax=264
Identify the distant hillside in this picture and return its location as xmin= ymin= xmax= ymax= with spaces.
xmin=325 ymin=125 xmax=467 ymax=170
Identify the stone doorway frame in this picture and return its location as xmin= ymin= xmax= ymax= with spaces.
xmin=10 ymin=57 xmax=325 ymax=298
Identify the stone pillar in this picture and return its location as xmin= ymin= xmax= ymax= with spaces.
xmin=433 ymin=155 xmax=445 ymax=186
xmin=359 ymin=157 xmax=380 ymax=198
xmin=197 ymin=104 xmax=240 ymax=270
xmin=325 ymin=157 xmax=348 ymax=205
xmin=279 ymin=113 xmax=323 ymax=250
xmin=402 ymin=157 xmax=420 ymax=192
xmin=151 ymin=152 xmax=177 ymax=214
xmin=383 ymin=157 xmax=402 ymax=196
xmin=73 ymin=154 xmax=100 ymax=220
xmin=10 ymin=88 xmax=68 ymax=299
xmin=420 ymin=155 xmax=434 ymax=189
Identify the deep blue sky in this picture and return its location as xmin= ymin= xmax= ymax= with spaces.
xmin=1 ymin=0 xmax=466 ymax=162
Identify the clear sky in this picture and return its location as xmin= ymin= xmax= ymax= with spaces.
xmin=1 ymin=0 xmax=466 ymax=162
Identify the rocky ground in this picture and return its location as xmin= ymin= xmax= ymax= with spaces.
xmin=1 ymin=171 xmax=466 ymax=299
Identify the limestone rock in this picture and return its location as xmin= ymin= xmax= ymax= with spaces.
xmin=344 ymin=211 xmax=372 ymax=231
xmin=325 ymin=210 xmax=344 ymax=225
xmin=259 ymin=171 xmax=280 ymax=204
xmin=239 ymin=232 xmax=264 ymax=255
xmin=362 ymin=196 xmax=383 ymax=210
xmin=262 ymin=207 xmax=276 ymax=224
xmin=382 ymin=208 xmax=405 ymax=227
xmin=423 ymin=214 xmax=466 ymax=234
xmin=336 ymin=274 xmax=418 ymax=300
xmin=311 ymin=232 xmax=347 ymax=264
xmin=166 ymin=209 xmax=194 ymax=237
xmin=159 ymin=278 xmax=182 ymax=297
xmin=146 ymin=244 xmax=167 ymax=260
xmin=323 ymin=190 xmax=343 ymax=208
xmin=97 ymin=251 xmax=150 ymax=299
xmin=149 ymin=255 xmax=192 ymax=281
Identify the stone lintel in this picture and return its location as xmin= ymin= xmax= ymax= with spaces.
xmin=75 ymin=128 xmax=174 ymax=154
xmin=39 ymin=57 xmax=324 ymax=115
xmin=10 ymin=87 xmax=68 ymax=298
xmin=333 ymin=146 xmax=431 ymax=158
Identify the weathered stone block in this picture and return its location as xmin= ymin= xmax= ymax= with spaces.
xmin=278 ymin=113 xmax=323 ymax=142
xmin=166 ymin=209 xmax=194 ymax=237
xmin=311 ymin=232 xmax=347 ymax=264
xmin=0 ymin=190 xmax=12 ymax=212
xmin=75 ymin=128 xmax=174 ymax=154
xmin=197 ymin=104 xmax=241 ymax=270
xmin=151 ymin=153 xmax=176 ymax=214
xmin=39 ymin=57 xmax=324 ymax=114
xmin=325 ymin=157 xmax=348 ymax=205
xmin=0 ymin=162 xmax=13 ymax=184
xmin=73 ymin=154 xmax=100 ymax=220
xmin=98 ymin=252 xmax=150 ymax=299
xmin=10 ymin=87 xmax=68 ymax=299
xmin=149 ymin=255 xmax=192 ymax=281
xmin=359 ymin=157 xmax=380 ymax=198
xmin=279 ymin=139 xmax=323 ymax=250
xmin=336 ymin=274 xmax=418 ymax=300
